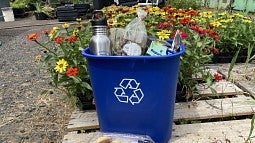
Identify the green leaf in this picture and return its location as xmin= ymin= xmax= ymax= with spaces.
xmin=245 ymin=114 xmax=255 ymax=143
xmin=81 ymin=82 xmax=92 ymax=90
xmin=210 ymin=87 xmax=218 ymax=97
xmin=69 ymin=76 xmax=82 ymax=83
xmin=228 ymin=48 xmax=240 ymax=79
xmin=196 ymin=42 xmax=203 ymax=47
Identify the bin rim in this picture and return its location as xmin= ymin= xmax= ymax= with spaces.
xmin=82 ymin=42 xmax=185 ymax=60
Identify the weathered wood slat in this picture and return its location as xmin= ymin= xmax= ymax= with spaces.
xmin=192 ymin=68 xmax=220 ymax=80
xmin=235 ymin=80 xmax=255 ymax=96
xmin=174 ymin=95 xmax=255 ymax=121
xmin=217 ymin=63 xmax=255 ymax=80
xmin=67 ymin=110 xmax=99 ymax=131
xmin=67 ymin=96 xmax=255 ymax=132
xmin=63 ymin=119 xmax=254 ymax=143
xmin=63 ymin=132 xmax=96 ymax=143
xmin=171 ymin=119 xmax=253 ymax=143
xmin=196 ymin=81 xmax=243 ymax=96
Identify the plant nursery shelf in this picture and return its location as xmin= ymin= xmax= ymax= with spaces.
xmin=63 ymin=66 xmax=255 ymax=143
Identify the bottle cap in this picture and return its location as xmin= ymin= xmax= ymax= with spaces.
xmin=91 ymin=10 xmax=107 ymax=26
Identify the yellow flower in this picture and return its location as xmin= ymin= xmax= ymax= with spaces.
xmin=218 ymin=12 xmax=227 ymax=16
xmin=73 ymin=28 xmax=79 ymax=36
xmin=156 ymin=30 xmax=171 ymax=40
xmin=243 ymin=19 xmax=252 ymax=23
xmin=220 ymin=18 xmax=233 ymax=23
xmin=54 ymin=59 xmax=68 ymax=73
xmin=49 ymin=26 xmax=59 ymax=39
xmin=210 ymin=20 xmax=221 ymax=27
xmin=200 ymin=11 xmax=213 ymax=18
xmin=62 ymin=23 xmax=70 ymax=29
xmin=53 ymin=26 xmax=59 ymax=30
xmin=221 ymin=25 xmax=227 ymax=28
xmin=76 ymin=18 xmax=82 ymax=22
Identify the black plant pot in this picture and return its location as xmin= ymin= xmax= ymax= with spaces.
xmin=77 ymin=93 xmax=95 ymax=110
xmin=13 ymin=8 xmax=28 ymax=18
xmin=35 ymin=12 xmax=48 ymax=20
xmin=175 ymin=83 xmax=187 ymax=102
xmin=212 ymin=50 xmax=255 ymax=63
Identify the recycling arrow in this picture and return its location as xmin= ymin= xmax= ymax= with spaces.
xmin=114 ymin=78 xmax=144 ymax=105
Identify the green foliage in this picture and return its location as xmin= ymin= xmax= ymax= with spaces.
xmin=29 ymin=21 xmax=93 ymax=108
xmin=209 ymin=12 xmax=255 ymax=53
xmin=227 ymin=48 xmax=240 ymax=79
xmin=165 ymin=0 xmax=202 ymax=10
xmin=10 ymin=0 xmax=30 ymax=8
xmin=246 ymin=114 xmax=255 ymax=143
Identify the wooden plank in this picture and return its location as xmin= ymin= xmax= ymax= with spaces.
xmin=235 ymin=80 xmax=255 ymax=96
xmin=174 ymin=95 xmax=255 ymax=121
xmin=67 ymin=110 xmax=99 ymax=131
xmin=196 ymin=81 xmax=243 ymax=96
xmin=66 ymin=96 xmax=255 ymax=131
xmin=217 ymin=63 xmax=255 ymax=80
xmin=171 ymin=119 xmax=253 ymax=143
xmin=63 ymin=132 xmax=97 ymax=143
xmin=192 ymin=68 xmax=220 ymax=80
xmin=63 ymin=119 xmax=254 ymax=143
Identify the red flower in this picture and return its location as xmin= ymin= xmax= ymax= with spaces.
xmin=171 ymin=30 xmax=188 ymax=39
xmin=54 ymin=36 xmax=65 ymax=45
xmin=208 ymin=30 xmax=220 ymax=40
xmin=189 ymin=19 xmax=196 ymax=26
xmin=214 ymin=73 xmax=223 ymax=81
xmin=210 ymin=47 xmax=219 ymax=55
xmin=27 ymin=33 xmax=39 ymax=41
xmin=179 ymin=18 xmax=190 ymax=26
xmin=157 ymin=22 xmax=172 ymax=29
xmin=66 ymin=67 xmax=78 ymax=76
xmin=42 ymin=30 xmax=50 ymax=35
xmin=67 ymin=35 xmax=77 ymax=43
xmin=187 ymin=9 xmax=199 ymax=16
xmin=192 ymin=26 xmax=207 ymax=35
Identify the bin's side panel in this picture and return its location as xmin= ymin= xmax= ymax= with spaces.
xmin=86 ymin=56 xmax=181 ymax=143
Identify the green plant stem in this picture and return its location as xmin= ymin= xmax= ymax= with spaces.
xmin=35 ymin=40 xmax=58 ymax=56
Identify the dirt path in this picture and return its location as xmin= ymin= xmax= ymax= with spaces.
xmin=0 ymin=26 xmax=73 ymax=143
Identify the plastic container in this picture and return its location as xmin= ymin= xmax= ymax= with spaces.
xmin=82 ymin=41 xmax=185 ymax=143
xmin=1 ymin=7 xmax=15 ymax=22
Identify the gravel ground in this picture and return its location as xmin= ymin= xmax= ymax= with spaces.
xmin=0 ymin=25 xmax=73 ymax=143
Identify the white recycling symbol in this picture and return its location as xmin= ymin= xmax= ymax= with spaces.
xmin=114 ymin=78 xmax=144 ymax=105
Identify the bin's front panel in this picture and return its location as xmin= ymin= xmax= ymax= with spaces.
xmin=86 ymin=57 xmax=180 ymax=143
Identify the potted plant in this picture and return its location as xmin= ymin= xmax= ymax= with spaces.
xmin=27 ymin=21 xmax=94 ymax=109
xmin=10 ymin=0 xmax=29 ymax=17
xmin=33 ymin=0 xmax=55 ymax=20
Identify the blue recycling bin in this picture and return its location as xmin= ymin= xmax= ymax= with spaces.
xmin=82 ymin=41 xmax=185 ymax=143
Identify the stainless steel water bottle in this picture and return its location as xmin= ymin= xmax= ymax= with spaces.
xmin=89 ymin=10 xmax=111 ymax=55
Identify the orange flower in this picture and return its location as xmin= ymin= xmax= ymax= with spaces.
xmin=66 ymin=67 xmax=78 ymax=76
xmin=54 ymin=36 xmax=65 ymax=45
xmin=179 ymin=18 xmax=190 ymax=26
xmin=42 ymin=30 xmax=50 ymax=35
xmin=67 ymin=35 xmax=77 ymax=43
xmin=27 ymin=33 xmax=39 ymax=41
xmin=187 ymin=9 xmax=199 ymax=16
